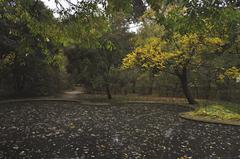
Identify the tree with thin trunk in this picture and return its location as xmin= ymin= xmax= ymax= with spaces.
xmin=122 ymin=31 xmax=224 ymax=104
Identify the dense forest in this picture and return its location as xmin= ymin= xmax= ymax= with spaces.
xmin=1 ymin=0 xmax=240 ymax=104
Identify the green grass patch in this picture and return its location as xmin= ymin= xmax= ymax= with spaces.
xmin=188 ymin=103 xmax=240 ymax=120
xmin=75 ymin=94 xmax=191 ymax=104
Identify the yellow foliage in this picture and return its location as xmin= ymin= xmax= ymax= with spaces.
xmin=122 ymin=52 xmax=137 ymax=69
xmin=224 ymin=67 xmax=240 ymax=79
xmin=2 ymin=53 xmax=15 ymax=65
xmin=122 ymin=37 xmax=171 ymax=70
xmin=205 ymin=37 xmax=225 ymax=46
xmin=218 ymin=67 xmax=240 ymax=82
xmin=122 ymin=31 xmax=225 ymax=72
xmin=218 ymin=74 xmax=225 ymax=82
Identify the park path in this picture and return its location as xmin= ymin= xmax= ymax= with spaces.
xmin=0 ymin=101 xmax=239 ymax=158
xmin=58 ymin=86 xmax=85 ymax=99
xmin=0 ymin=87 xmax=239 ymax=158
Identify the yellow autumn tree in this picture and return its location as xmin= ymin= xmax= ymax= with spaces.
xmin=123 ymin=31 xmax=225 ymax=104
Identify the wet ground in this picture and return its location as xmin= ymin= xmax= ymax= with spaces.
xmin=0 ymin=101 xmax=239 ymax=159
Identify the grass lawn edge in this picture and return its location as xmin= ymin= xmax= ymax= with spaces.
xmin=0 ymin=98 xmax=111 ymax=106
xmin=180 ymin=112 xmax=240 ymax=126
xmin=0 ymin=98 xmax=196 ymax=110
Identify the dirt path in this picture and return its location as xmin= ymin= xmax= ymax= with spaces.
xmin=58 ymin=86 xmax=85 ymax=99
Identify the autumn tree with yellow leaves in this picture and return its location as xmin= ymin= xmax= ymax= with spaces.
xmin=123 ymin=30 xmax=225 ymax=104
xmin=122 ymin=6 xmax=230 ymax=104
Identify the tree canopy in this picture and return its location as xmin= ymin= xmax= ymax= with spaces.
xmin=0 ymin=0 xmax=240 ymax=103
xmin=122 ymin=2 xmax=240 ymax=104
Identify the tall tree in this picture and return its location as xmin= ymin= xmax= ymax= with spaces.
xmin=0 ymin=0 xmax=67 ymax=96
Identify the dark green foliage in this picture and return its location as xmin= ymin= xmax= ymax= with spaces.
xmin=65 ymin=30 xmax=133 ymax=97
xmin=0 ymin=0 xmax=68 ymax=97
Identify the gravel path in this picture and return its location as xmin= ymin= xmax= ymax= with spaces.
xmin=0 ymin=101 xmax=239 ymax=158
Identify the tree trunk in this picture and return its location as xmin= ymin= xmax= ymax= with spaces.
xmin=205 ymin=69 xmax=212 ymax=99
xmin=13 ymin=69 xmax=25 ymax=95
xmin=206 ymin=78 xmax=212 ymax=99
xmin=177 ymin=68 xmax=197 ymax=105
xmin=105 ymin=84 xmax=112 ymax=100
xmin=148 ymin=70 xmax=154 ymax=95
xmin=131 ymin=81 xmax=136 ymax=94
